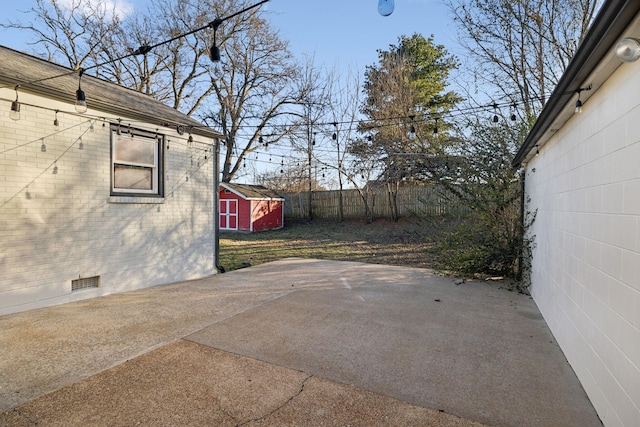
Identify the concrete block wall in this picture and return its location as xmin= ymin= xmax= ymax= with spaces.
xmin=525 ymin=62 xmax=640 ymax=426
xmin=0 ymin=90 xmax=216 ymax=315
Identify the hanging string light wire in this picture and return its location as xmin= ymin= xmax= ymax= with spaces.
xmin=0 ymin=0 xmax=270 ymax=93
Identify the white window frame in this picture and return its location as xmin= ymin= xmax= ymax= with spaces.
xmin=111 ymin=126 xmax=164 ymax=197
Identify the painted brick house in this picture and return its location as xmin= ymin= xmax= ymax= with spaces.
xmin=513 ymin=1 xmax=640 ymax=425
xmin=219 ymin=183 xmax=284 ymax=232
xmin=0 ymin=46 xmax=222 ymax=315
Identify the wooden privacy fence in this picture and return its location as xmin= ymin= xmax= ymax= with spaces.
xmin=282 ymin=185 xmax=466 ymax=220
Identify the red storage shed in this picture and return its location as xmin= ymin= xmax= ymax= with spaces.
xmin=219 ymin=183 xmax=284 ymax=232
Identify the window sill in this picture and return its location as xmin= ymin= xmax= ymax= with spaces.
xmin=109 ymin=196 xmax=165 ymax=204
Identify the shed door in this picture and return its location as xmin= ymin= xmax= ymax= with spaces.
xmin=220 ymin=200 xmax=238 ymax=230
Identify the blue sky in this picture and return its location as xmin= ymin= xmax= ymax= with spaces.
xmin=2 ymin=0 xmax=458 ymax=75
xmin=265 ymin=0 xmax=458 ymax=71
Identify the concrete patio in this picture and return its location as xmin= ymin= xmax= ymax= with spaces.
xmin=0 ymin=258 xmax=601 ymax=426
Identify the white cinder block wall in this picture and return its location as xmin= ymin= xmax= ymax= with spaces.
xmin=0 ymin=91 xmax=216 ymax=315
xmin=525 ymin=61 xmax=640 ymax=426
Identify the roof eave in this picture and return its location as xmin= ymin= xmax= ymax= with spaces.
xmin=0 ymin=46 xmax=222 ymax=141
xmin=513 ymin=0 xmax=640 ymax=167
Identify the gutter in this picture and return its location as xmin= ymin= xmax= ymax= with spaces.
xmin=512 ymin=0 xmax=640 ymax=166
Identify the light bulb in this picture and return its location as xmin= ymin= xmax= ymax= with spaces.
xmin=9 ymin=85 xmax=20 ymax=121
xmin=210 ymin=45 xmax=221 ymax=62
xmin=75 ymin=70 xmax=87 ymax=113
xmin=408 ymin=124 xmax=416 ymax=141
xmin=9 ymin=101 xmax=20 ymax=121
xmin=378 ymin=0 xmax=394 ymax=16
xmin=75 ymin=88 xmax=87 ymax=113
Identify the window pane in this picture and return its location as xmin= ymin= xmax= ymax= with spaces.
xmin=114 ymin=135 xmax=155 ymax=166
xmin=114 ymin=165 xmax=152 ymax=190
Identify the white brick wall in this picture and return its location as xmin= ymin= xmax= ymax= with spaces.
xmin=0 ymin=90 xmax=216 ymax=315
xmin=525 ymin=62 xmax=640 ymax=426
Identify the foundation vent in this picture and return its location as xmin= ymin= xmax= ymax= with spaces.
xmin=72 ymin=276 xmax=100 ymax=291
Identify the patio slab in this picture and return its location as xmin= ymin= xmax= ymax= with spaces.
xmin=0 ymin=258 xmax=601 ymax=426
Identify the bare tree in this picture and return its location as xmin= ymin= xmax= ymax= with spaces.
xmin=200 ymin=0 xmax=306 ymax=182
xmin=2 ymin=0 xmax=123 ymax=70
xmin=285 ymin=56 xmax=333 ymax=220
xmin=5 ymin=0 xmax=308 ymax=184
xmin=446 ymin=0 xmax=599 ymax=118
xmin=320 ymin=66 xmax=363 ymax=222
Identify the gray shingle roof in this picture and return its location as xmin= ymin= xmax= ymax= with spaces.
xmin=0 ymin=45 xmax=221 ymax=140
xmin=221 ymin=183 xmax=283 ymax=200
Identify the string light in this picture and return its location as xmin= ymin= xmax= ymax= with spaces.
xmin=54 ymin=110 xmax=60 ymax=129
xmin=575 ymin=94 xmax=583 ymax=114
xmin=9 ymin=85 xmax=20 ymax=121
xmin=408 ymin=115 xmax=416 ymax=140
xmin=40 ymin=138 xmax=46 ymax=152
xmin=2 ymin=1 xmax=270 ymax=128
xmin=378 ymin=0 xmax=394 ymax=16
xmin=491 ymin=103 xmax=499 ymax=123
xmin=574 ymin=86 xmax=591 ymax=114
xmin=2 ymin=47 xmax=595 ymax=191
xmin=75 ymin=69 xmax=87 ymax=113
xmin=208 ymin=0 xmax=269 ymax=62
xmin=209 ymin=18 xmax=222 ymax=62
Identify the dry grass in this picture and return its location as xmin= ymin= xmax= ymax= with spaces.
xmin=219 ymin=216 xmax=457 ymax=272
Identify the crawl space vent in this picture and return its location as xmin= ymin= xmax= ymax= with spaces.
xmin=72 ymin=276 xmax=100 ymax=291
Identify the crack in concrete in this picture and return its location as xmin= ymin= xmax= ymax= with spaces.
xmin=12 ymin=408 xmax=38 ymax=425
xmin=236 ymin=374 xmax=312 ymax=426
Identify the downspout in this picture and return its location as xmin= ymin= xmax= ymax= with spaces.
xmin=213 ymin=138 xmax=225 ymax=273
xmin=517 ymin=167 xmax=526 ymax=281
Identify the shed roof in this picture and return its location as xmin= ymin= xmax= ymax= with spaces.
xmin=513 ymin=0 xmax=640 ymax=166
xmin=221 ymin=183 xmax=284 ymax=201
xmin=0 ymin=45 xmax=221 ymax=140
